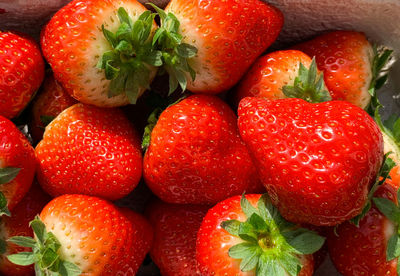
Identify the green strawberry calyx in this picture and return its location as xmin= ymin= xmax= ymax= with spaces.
xmin=97 ymin=7 xmax=161 ymax=104
xmin=373 ymin=187 xmax=400 ymax=275
xmin=149 ymin=3 xmax=198 ymax=95
xmin=7 ymin=216 xmax=81 ymax=276
xmin=367 ymin=46 xmax=394 ymax=115
xmin=375 ymin=108 xmax=400 ymax=166
xmin=0 ymin=167 xmax=21 ymax=217
xmin=220 ymin=194 xmax=325 ymax=276
xmin=282 ymin=57 xmax=331 ymax=103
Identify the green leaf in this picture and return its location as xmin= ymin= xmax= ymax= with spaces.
xmin=386 ymin=234 xmax=400 ymax=261
xmin=397 ymin=257 xmax=400 ymax=276
xmin=147 ymin=3 xmax=167 ymax=22
xmin=373 ymin=197 xmax=400 ymax=222
xmin=0 ymin=192 xmax=10 ymax=217
xmin=41 ymin=248 xmax=59 ymax=269
xmin=143 ymin=50 xmax=163 ymax=67
xmin=240 ymin=248 xmax=259 ymax=271
xmin=286 ymin=230 xmax=325 ymax=254
xmin=248 ymin=213 xmax=269 ymax=232
xmin=238 ymin=221 xmax=258 ymax=243
xmin=30 ymin=216 xmax=47 ymax=245
xmin=257 ymin=255 xmax=287 ymax=276
xmin=101 ymin=25 xmax=117 ymax=48
xmin=240 ymin=194 xmax=259 ymax=218
xmin=115 ymin=40 xmax=133 ymax=55
xmin=279 ymin=251 xmax=302 ymax=276
xmin=104 ymin=60 xmax=120 ymax=80
xmin=8 ymin=236 xmax=36 ymax=248
xmin=0 ymin=167 xmax=21 ymax=184
xmin=35 ymin=263 xmax=43 ymax=276
xmin=117 ymin=7 xmax=133 ymax=27
xmin=350 ymin=201 xmax=371 ymax=227
xmin=229 ymin=242 xmax=259 ymax=259
xmin=59 ymin=261 xmax=81 ymax=276
xmin=220 ymin=220 xmax=241 ymax=236
xmin=177 ymin=43 xmax=198 ymax=58
xmin=168 ymin=72 xmax=179 ymax=95
xmin=7 ymin=252 xmax=35 ymax=266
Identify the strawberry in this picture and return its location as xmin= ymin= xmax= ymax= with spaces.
xmin=146 ymin=200 xmax=209 ymax=276
xmin=0 ymin=183 xmax=51 ymax=276
xmin=143 ymin=94 xmax=259 ymax=204
xmin=8 ymin=194 xmax=153 ymax=275
xmin=0 ymin=31 xmax=45 ymax=118
xmin=29 ymin=71 xmax=77 ymax=143
xmin=0 ymin=116 xmax=36 ymax=214
xmin=234 ymin=50 xmax=331 ymax=105
xmin=238 ymin=97 xmax=384 ymax=226
xmin=151 ymin=0 xmax=283 ymax=94
xmin=294 ymin=30 xmax=392 ymax=109
xmin=41 ymin=0 xmax=160 ymax=107
xmin=327 ymin=177 xmax=400 ymax=275
xmin=36 ymin=103 xmax=142 ymax=201
xmin=196 ymin=194 xmax=325 ymax=275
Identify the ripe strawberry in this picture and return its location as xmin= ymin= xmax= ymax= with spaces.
xmin=238 ymin=97 xmax=384 ymax=226
xmin=0 ymin=116 xmax=36 ymax=213
xmin=0 ymin=183 xmax=51 ymax=276
xmin=8 ymin=194 xmax=153 ymax=275
xmin=143 ymin=94 xmax=259 ymax=204
xmin=29 ymin=72 xmax=77 ymax=143
xmin=196 ymin=194 xmax=325 ymax=275
xmin=41 ymin=0 xmax=160 ymax=107
xmin=235 ymin=50 xmax=331 ymax=105
xmin=327 ymin=177 xmax=400 ymax=275
xmin=146 ymin=200 xmax=209 ymax=276
xmin=36 ymin=103 xmax=142 ymax=201
xmin=294 ymin=30 xmax=392 ymax=109
xmin=0 ymin=31 xmax=45 ymax=118
xmin=152 ymin=0 xmax=283 ymax=94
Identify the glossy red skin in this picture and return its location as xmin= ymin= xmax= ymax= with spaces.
xmin=0 ymin=116 xmax=36 ymax=210
xmin=41 ymin=0 xmax=156 ymax=107
xmin=29 ymin=72 xmax=77 ymax=143
xmin=0 ymin=31 xmax=45 ymax=119
xmin=165 ymin=0 xmax=283 ymax=94
xmin=234 ymin=50 xmax=313 ymax=105
xmin=144 ymin=95 xmax=259 ymax=204
xmin=295 ymin=31 xmax=372 ymax=108
xmin=40 ymin=194 xmax=152 ymax=275
xmin=0 ymin=183 xmax=51 ymax=276
xmin=238 ymin=97 xmax=384 ymax=226
xmin=36 ymin=103 xmax=142 ymax=201
xmin=327 ymin=179 xmax=400 ymax=275
xmin=146 ymin=200 xmax=209 ymax=276
xmin=196 ymin=194 xmax=314 ymax=276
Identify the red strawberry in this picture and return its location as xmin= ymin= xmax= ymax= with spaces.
xmin=238 ymin=97 xmax=383 ymax=226
xmin=41 ymin=0 xmax=159 ymax=107
xmin=234 ymin=50 xmax=331 ymax=105
xmin=294 ymin=30 xmax=391 ymax=109
xmin=196 ymin=194 xmax=325 ymax=275
xmin=36 ymin=103 xmax=142 ymax=201
xmin=8 ymin=194 xmax=153 ymax=275
xmin=29 ymin=71 xmax=77 ymax=142
xmin=0 ymin=183 xmax=51 ymax=276
xmin=327 ymin=177 xmax=400 ymax=275
xmin=152 ymin=0 xmax=283 ymax=94
xmin=146 ymin=200 xmax=209 ymax=276
xmin=143 ymin=94 xmax=259 ymax=204
xmin=0 ymin=31 xmax=45 ymax=119
xmin=0 ymin=116 xmax=36 ymax=213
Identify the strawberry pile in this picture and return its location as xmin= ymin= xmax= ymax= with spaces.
xmin=0 ymin=0 xmax=399 ymax=275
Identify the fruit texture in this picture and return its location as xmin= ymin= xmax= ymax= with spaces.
xmin=163 ymin=0 xmax=284 ymax=94
xmin=238 ymin=97 xmax=383 ymax=226
xmin=0 ymin=31 xmax=45 ymax=118
xmin=0 ymin=116 xmax=36 ymax=211
xmin=36 ymin=103 xmax=142 ymax=200
xmin=29 ymin=72 xmax=77 ymax=142
xmin=41 ymin=0 xmax=158 ymax=107
xmin=146 ymin=200 xmax=208 ymax=276
xmin=144 ymin=95 xmax=258 ymax=204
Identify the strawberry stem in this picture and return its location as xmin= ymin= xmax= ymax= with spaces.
xmin=97 ymin=7 xmax=161 ymax=104
xmin=282 ymin=58 xmax=331 ymax=103
xmin=220 ymin=194 xmax=325 ymax=275
xmin=148 ymin=3 xmax=198 ymax=95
